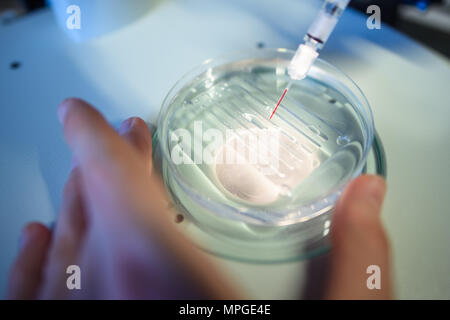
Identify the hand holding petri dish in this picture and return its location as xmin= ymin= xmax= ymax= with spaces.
xmin=153 ymin=48 xmax=382 ymax=262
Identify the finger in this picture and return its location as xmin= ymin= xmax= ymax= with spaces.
xmin=57 ymin=99 xmax=238 ymax=299
xmin=325 ymin=175 xmax=392 ymax=299
xmin=6 ymin=223 xmax=52 ymax=300
xmin=118 ymin=117 xmax=152 ymax=172
xmin=58 ymin=99 xmax=164 ymax=220
xmin=57 ymin=167 xmax=86 ymax=241
xmin=58 ymin=98 xmax=135 ymax=173
xmin=40 ymin=167 xmax=87 ymax=299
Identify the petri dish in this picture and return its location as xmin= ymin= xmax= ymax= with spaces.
xmin=153 ymin=48 xmax=380 ymax=262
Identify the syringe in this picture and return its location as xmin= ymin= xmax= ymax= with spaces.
xmin=270 ymin=0 xmax=351 ymax=119
xmin=288 ymin=0 xmax=350 ymax=80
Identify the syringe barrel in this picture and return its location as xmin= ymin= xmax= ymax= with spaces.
xmin=288 ymin=0 xmax=350 ymax=80
xmin=306 ymin=0 xmax=351 ymax=48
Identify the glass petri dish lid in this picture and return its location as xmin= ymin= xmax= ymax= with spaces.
xmin=157 ymin=48 xmax=374 ymax=228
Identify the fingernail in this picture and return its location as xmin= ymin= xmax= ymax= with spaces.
xmin=19 ymin=225 xmax=34 ymax=249
xmin=119 ymin=117 xmax=137 ymax=134
xmin=19 ymin=233 xmax=26 ymax=250
xmin=363 ymin=176 xmax=387 ymax=209
xmin=58 ymin=99 xmax=71 ymax=124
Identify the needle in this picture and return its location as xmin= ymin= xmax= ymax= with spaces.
xmin=269 ymin=81 xmax=293 ymax=120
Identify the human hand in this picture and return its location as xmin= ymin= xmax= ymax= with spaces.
xmin=6 ymin=98 xmax=237 ymax=299
xmin=6 ymin=98 xmax=392 ymax=300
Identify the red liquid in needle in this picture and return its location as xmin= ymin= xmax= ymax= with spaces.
xmin=269 ymin=87 xmax=288 ymax=120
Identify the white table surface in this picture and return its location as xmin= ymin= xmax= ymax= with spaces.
xmin=1 ymin=0 xmax=449 ymax=299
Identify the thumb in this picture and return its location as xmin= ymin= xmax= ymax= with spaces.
xmin=325 ymin=175 xmax=392 ymax=299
